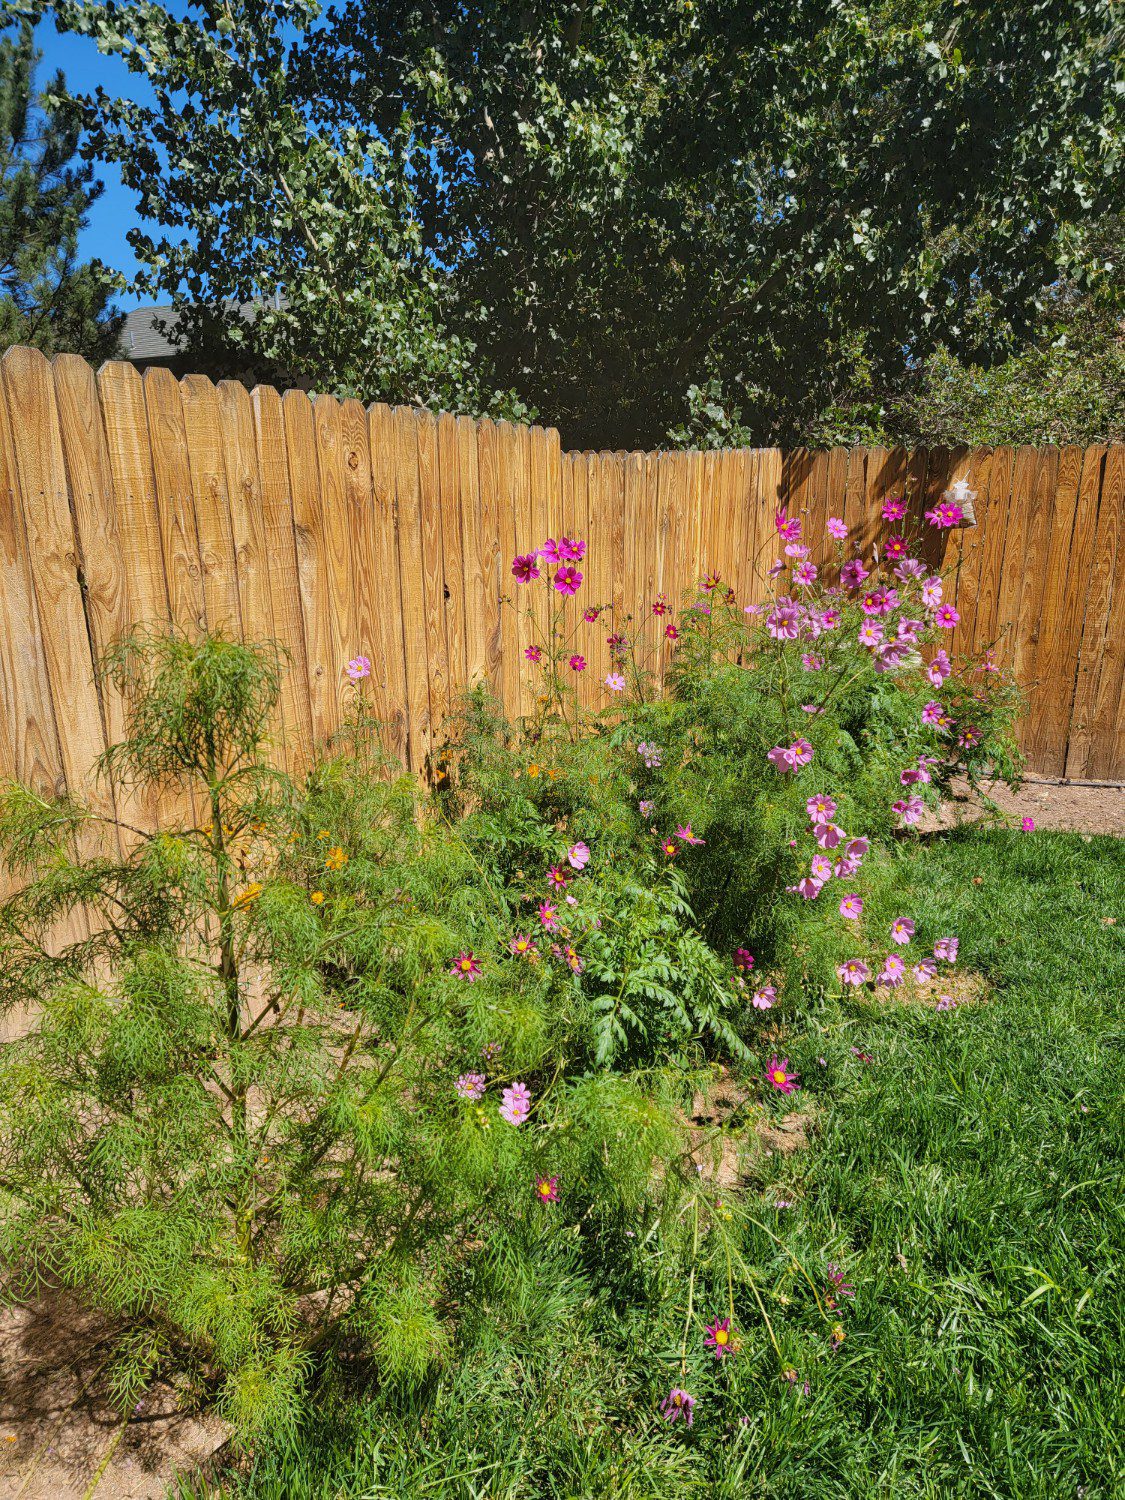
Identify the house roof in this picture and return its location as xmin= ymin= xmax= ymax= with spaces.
xmin=121 ymin=304 xmax=183 ymax=361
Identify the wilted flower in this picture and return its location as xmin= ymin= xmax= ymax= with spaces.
xmin=765 ymin=1056 xmax=799 ymax=1094
xmin=661 ymin=1387 xmax=695 ymax=1426
xmin=535 ymin=1174 xmax=559 ymax=1204
xmin=802 ymin=652 xmax=824 ymax=670
xmin=346 ymin=655 xmax=372 ymax=681
xmin=767 ymin=559 xmax=785 ymax=579
xmin=934 ymin=936 xmax=959 ymax=964
xmin=456 ymin=1072 xmax=487 ymax=1101
xmin=734 ymin=947 xmax=754 ymax=972
xmin=912 ymin=959 xmax=937 ymax=984
xmin=500 ymin=1082 xmax=531 ymax=1125
xmin=450 ymin=951 xmax=483 ymax=982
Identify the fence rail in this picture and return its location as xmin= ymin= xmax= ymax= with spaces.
xmin=1 ymin=347 xmax=1123 ymax=826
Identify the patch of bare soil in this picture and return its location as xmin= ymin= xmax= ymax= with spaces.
xmin=681 ymin=1066 xmax=813 ymax=1190
xmin=0 ymin=1294 xmax=226 ymax=1500
xmin=919 ymin=776 xmax=1125 ymax=837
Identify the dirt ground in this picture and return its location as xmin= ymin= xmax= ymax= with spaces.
xmin=0 ymin=1295 xmax=226 ymax=1500
xmin=924 ymin=775 xmax=1125 ymax=837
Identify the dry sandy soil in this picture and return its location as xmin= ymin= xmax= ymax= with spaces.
xmin=923 ymin=775 xmax=1125 ymax=837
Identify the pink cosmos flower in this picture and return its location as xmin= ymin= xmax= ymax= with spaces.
xmin=793 ymin=875 xmax=824 ymax=900
xmin=837 ymin=958 xmax=871 ymax=987
xmin=934 ymin=936 xmax=959 ymax=963
xmin=569 ymin=654 xmax=586 ymax=672
xmin=791 ymin=738 xmax=814 ymax=766
xmin=499 ymin=1082 xmax=531 ymax=1125
xmin=936 ymin=994 xmax=957 ymax=1010
xmin=839 ymin=894 xmax=863 ymax=919
xmin=817 ymin=607 xmax=842 ymax=630
xmin=922 ymin=700 xmax=945 ymax=727
xmin=676 ymin=824 xmax=705 ymax=846
xmin=893 ymin=795 xmax=925 ymax=826
xmin=767 ymin=602 xmax=803 ymax=640
xmin=768 ymin=744 xmax=798 ymax=773
xmin=547 ymin=866 xmax=570 ymax=891
xmin=921 ymin=577 xmax=944 ymax=610
xmin=665 ymin=622 xmax=680 ymax=640
xmin=858 ymin=620 xmax=885 ymax=648
xmin=512 ymin=553 xmax=541 ymax=583
xmin=455 ymin=1072 xmax=486 ymax=1101
xmin=661 ymin=1387 xmax=695 ymax=1426
xmin=582 ymin=606 xmax=600 ymax=623
xmin=882 ymin=496 xmax=906 ymax=522
xmin=538 ymin=538 xmax=563 ymax=564
xmin=767 ymin=559 xmax=786 ymax=580
xmin=913 ymin=959 xmax=937 ymax=984
xmin=884 ymin=534 xmax=908 ymax=560
xmin=652 ymin=594 xmax=669 ymax=616
xmin=895 ymin=558 xmax=926 ymax=580
xmin=802 ymin=703 xmax=825 ymax=715
xmin=605 ymin=672 xmax=626 ymax=692
xmin=793 ymin=561 xmax=818 ymax=587
xmin=567 ymin=842 xmax=591 ymax=870
xmin=481 ymin=1041 xmax=502 ymax=1063
xmin=1022 ymin=816 xmax=1035 ymax=832
xmin=826 ymin=517 xmax=848 ymax=540
xmin=639 ymin=799 xmax=654 ymax=817
xmin=897 ymin=617 xmax=924 ymax=643
xmin=509 ymin=934 xmax=537 ymax=958
xmin=927 ymin=650 xmax=952 ymax=685
xmin=538 ymin=901 xmax=559 ymax=930
xmin=733 ymin=948 xmax=754 ymax=973
xmin=776 ymin=513 xmax=802 ymax=541
xmin=879 ymin=954 xmax=906 ymax=987
xmin=450 ymin=951 xmax=483 ymax=981
xmin=744 ymin=602 xmax=763 ymax=616
xmin=890 ymin=917 xmax=915 ymax=945
xmin=752 ymin=985 xmax=776 ymax=1010
xmin=558 ymin=536 xmax=586 ymax=562
xmin=924 ymin=501 xmax=963 ymax=528
xmin=346 ymin=655 xmax=372 ymax=681
xmin=841 ymin=558 xmax=869 ymax=589
xmin=704 ymin=1317 xmax=737 ymax=1360
xmin=524 ymin=645 xmax=543 ymax=664
xmin=810 ymin=853 xmax=833 ymax=883
xmin=807 ymin=794 xmax=837 ymax=821
xmin=845 ymin=836 xmax=869 ymax=861
xmin=802 ymin=652 xmax=824 ymax=671
xmin=957 ymin=725 xmax=982 ymax=749
xmin=833 ymin=855 xmax=860 ymax=878
xmin=874 ymin=642 xmax=909 ymax=674
xmin=765 ymin=1056 xmax=799 ymax=1094
xmin=900 ymin=767 xmax=925 ymax=786
xmin=786 ymin=542 xmax=811 ymax=559
xmin=814 ymin=822 xmax=843 ymax=850
xmin=933 ymin=604 xmax=960 ymax=629
xmin=554 ymin=566 xmax=583 ymax=595
xmin=535 ymin=1174 xmax=559 ymax=1204
xmin=861 ymin=585 xmax=899 ymax=617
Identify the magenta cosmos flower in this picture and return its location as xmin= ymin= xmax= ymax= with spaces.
xmin=765 ymin=1056 xmax=800 ymax=1094
xmin=925 ymin=501 xmax=963 ymax=528
xmin=661 ymin=1387 xmax=696 ymax=1426
xmin=568 ymin=654 xmax=586 ymax=672
xmin=807 ymin=793 xmax=837 ymax=821
xmin=884 ymin=534 xmax=908 ymax=560
xmin=676 ymin=824 xmax=705 ymax=846
xmin=893 ymin=795 xmax=925 ymax=826
xmin=538 ymin=900 xmax=558 ymax=930
xmin=525 ymin=645 xmax=543 ymax=663
xmin=861 ymin=585 xmax=899 ymax=617
xmin=839 ymin=894 xmax=863 ymax=920
xmin=547 ymin=865 xmax=570 ymax=890
xmin=810 ymin=853 xmax=833 ymax=883
xmin=857 ymin=620 xmax=884 ymax=649
xmin=882 ymin=496 xmax=906 ymax=522
xmin=455 ymin=1072 xmax=486 ymax=1101
xmin=554 ymin=566 xmax=583 ymax=595
xmin=837 ymin=958 xmax=871 ymax=987
xmin=733 ymin=947 xmax=754 ymax=973
xmin=558 ymin=536 xmax=586 ymax=562
xmin=890 ymin=917 xmax=915 ymax=945
xmin=827 ymin=517 xmax=848 ymax=540
xmin=652 ymin=593 xmax=669 ymax=616
xmin=775 ymin=513 xmax=802 ymax=542
xmin=535 ymin=1174 xmax=559 ymax=1204
xmin=934 ymin=936 xmax=959 ymax=964
xmin=704 ymin=1317 xmax=738 ymax=1360
xmin=1022 ymin=816 xmax=1035 ymax=832
xmin=499 ymin=1082 xmax=531 ymax=1125
xmin=767 ymin=601 xmax=803 ymax=640
xmin=509 ymin=934 xmax=537 ymax=958
xmin=793 ymin=561 xmax=818 ymax=588
xmin=841 ymin=558 xmax=869 ymax=589
xmin=512 ymin=553 xmax=540 ymax=583
xmin=567 ymin=841 xmax=591 ymax=870
xmin=346 ymin=655 xmax=372 ymax=681
xmin=922 ymin=700 xmax=945 ymax=727
xmin=933 ymin=603 xmax=960 ymax=629
xmin=927 ymin=649 xmax=952 ymax=685
xmin=450 ymin=951 xmax=483 ymax=981
xmin=665 ymin=622 xmax=680 ymax=640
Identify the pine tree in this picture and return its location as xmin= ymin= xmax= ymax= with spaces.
xmin=0 ymin=22 xmax=121 ymax=360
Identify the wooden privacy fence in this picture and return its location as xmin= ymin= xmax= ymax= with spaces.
xmin=1 ymin=346 xmax=1123 ymax=832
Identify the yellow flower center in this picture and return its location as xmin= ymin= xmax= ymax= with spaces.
xmin=772 ymin=1070 xmax=786 ymax=1084
xmin=715 ymin=1328 xmax=729 ymax=1344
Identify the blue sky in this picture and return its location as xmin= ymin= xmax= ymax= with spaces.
xmin=35 ymin=18 xmax=154 ymax=309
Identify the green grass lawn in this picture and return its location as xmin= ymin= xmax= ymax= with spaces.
xmin=193 ymin=828 xmax=1125 ymax=1500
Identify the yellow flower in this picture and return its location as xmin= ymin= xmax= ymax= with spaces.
xmin=317 ymin=829 xmax=330 ymax=840
xmin=325 ymin=846 xmax=347 ymax=871
xmin=831 ymin=1322 xmax=845 ymax=1344
xmin=547 ymin=768 xmax=561 ymax=780
xmin=310 ymin=891 xmax=325 ymax=905
xmin=232 ymin=882 xmax=263 ymax=910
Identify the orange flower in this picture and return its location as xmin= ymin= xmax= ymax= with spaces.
xmin=324 ymin=846 xmax=347 ymax=871
xmin=232 ymin=882 xmax=263 ymax=910
xmin=526 ymin=763 xmax=541 ymax=778
xmin=310 ymin=890 xmax=325 ymax=905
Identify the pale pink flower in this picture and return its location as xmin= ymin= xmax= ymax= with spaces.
xmin=499 ymin=1082 xmax=531 ymax=1125
xmin=786 ymin=542 xmax=811 ymax=559
xmin=767 ymin=559 xmax=785 ymax=579
xmin=837 ymin=958 xmax=871 ymax=987
xmin=792 ymin=738 xmax=814 ymax=766
xmin=895 ymin=558 xmax=926 ymax=580
xmin=767 ymin=602 xmax=803 ymax=640
xmin=858 ymin=620 xmax=884 ymax=649
xmin=605 ymin=672 xmax=626 ymax=692
xmin=346 ymin=655 xmax=372 ymax=681
xmin=921 ymin=577 xmax=943 ymax=609
xmin=802 ymin=652 xmax=824 ymax=670
xmin=815 ymin=822 xmax=843 ymax=850
xmin=793 ymin=875 xmax=824 ymax=900
xmin=567 ymin=842 xmax=591 ymax=870
xmin=807 ymin=793 xmax=837 ymax=821
xmin=878 ymin=954 xmax=906 ymax=987
xmin=912 ymin=960 xmax=937 ymax=984
xmin=810 ymin=853 xmax=833 ymax=883
xmin=839 ymin=894 xmax=863 ymax=919
xmin=793 ymin=561 xmax=818 ymax=587
xmin=826 ymin=517 xmax=848 ymax=540
xmin=934 ymin=936 xmax=959 ymax=964
xmin=833 ymin=855 xmax=860 ymax=878
xmin=752 ymin=985 xmax=777 ymax=1010
xmin=927 ymin=650 xmax=952 ymax=685
xmin=922 ymin=700 xmax=945 ymax=727
xmin=890 ymin=917 xmax=915 ymax=945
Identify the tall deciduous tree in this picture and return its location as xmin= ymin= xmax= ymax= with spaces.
xmin=44 ymin=0 xmax=1125 ymax=444
xmin=0 ymin=21 xmax=121 ymax=359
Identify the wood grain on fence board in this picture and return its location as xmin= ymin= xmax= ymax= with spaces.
xmin=1079 ymin=446 xmax=1125 ymax=781
xmin=142 ymin=367 xmax=206 ymax=636
xmin=367 ymin=402 xmax=409 ymax=765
